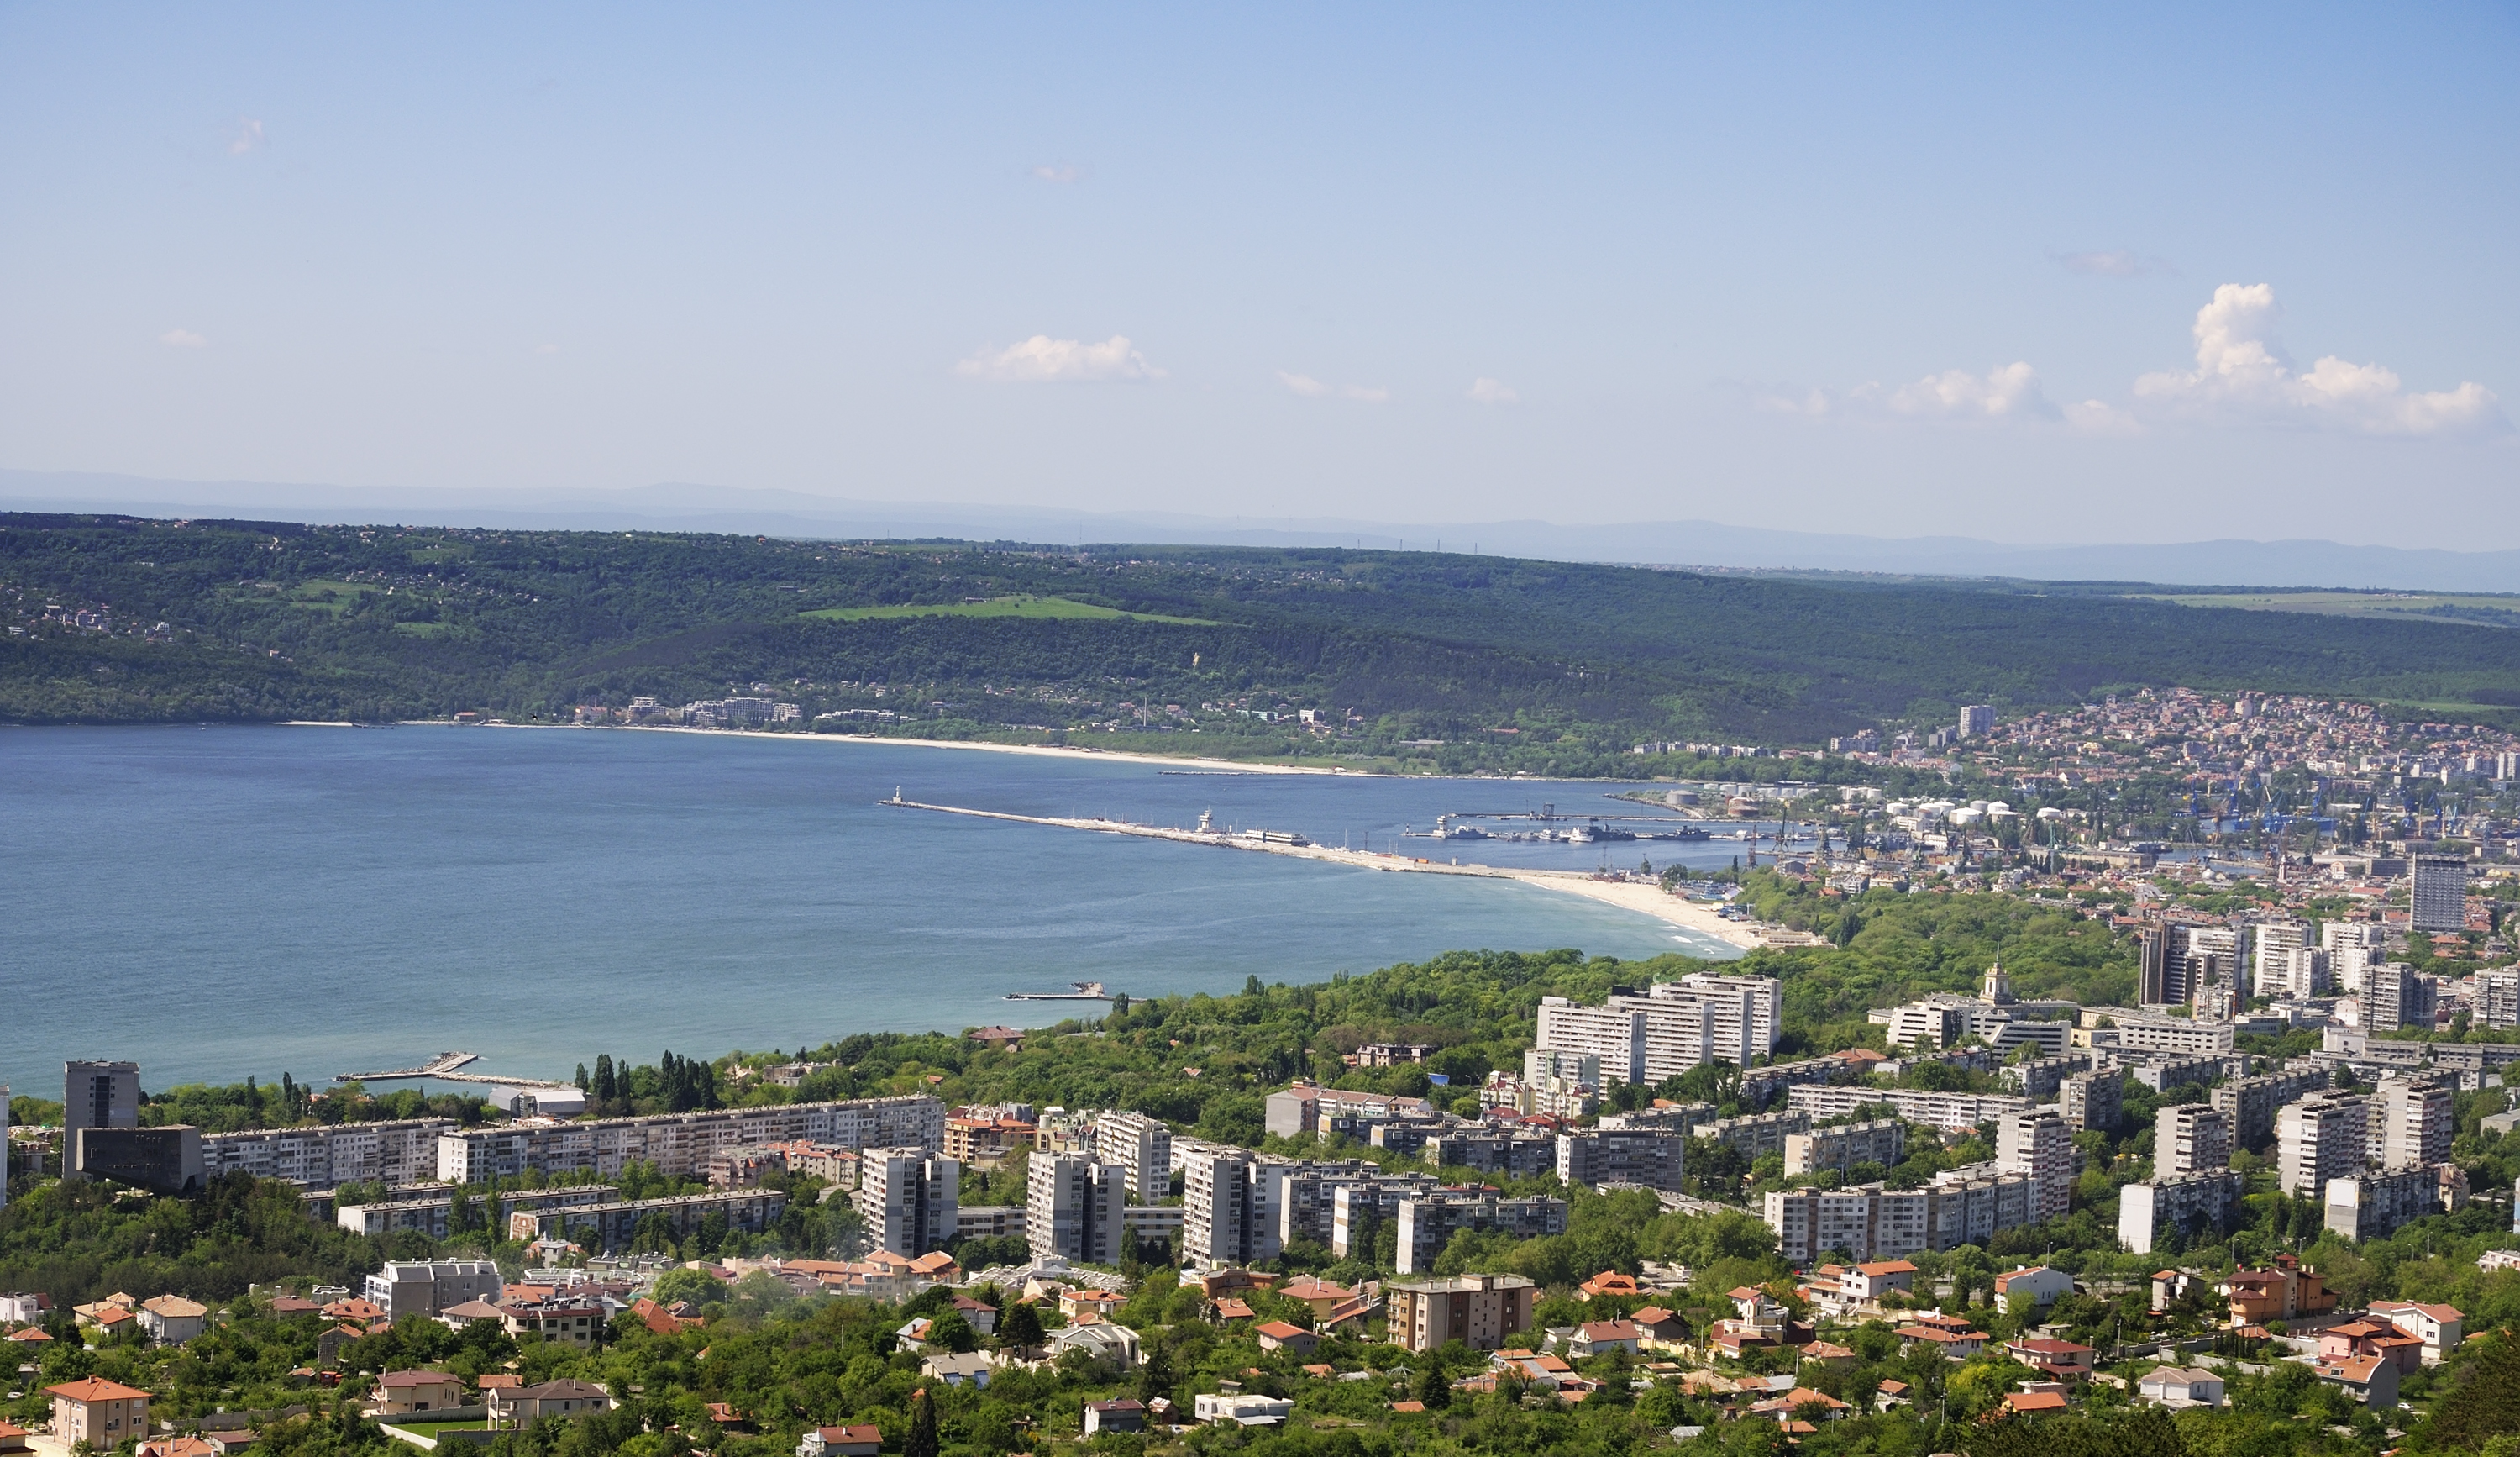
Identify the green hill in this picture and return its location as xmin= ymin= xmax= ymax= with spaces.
xmin=3 ymin=513 xmax=2516 ymax=772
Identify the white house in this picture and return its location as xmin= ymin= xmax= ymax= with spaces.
xmin=2137 ymin=1366 xmax=2225 ymax=1410
xmin=137 ymin=1297 xmax=208 ymax=1346
xmin=2368 ymin=1302 xmax=2463 ymax=1364
xmin=1194 ymin=1394 xmax=1292 ymax=1427
xmin=1992 ymin=1266 xmax=2073 ymax=1315
xmin=1049 ymin=1319 xmax=1142 ymax=1370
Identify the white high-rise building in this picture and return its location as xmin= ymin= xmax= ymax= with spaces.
xmin=2478 ymin=970 xmax=2520 ymax=1030
xmin=1995 ymin=1109 xmax=2073 ymax=1223
xmin=2255 ymin=923 xmax=2326 ymax=999
xmin=2276 ymin=1094 xmax=2368 ymax=1200
xmin=1094 ymin=1111 xmax=1173 ymax=1202
xmin=1535 ymin=975 xmax=1781 ymax=1086
xmin=2155 ymin=1104 xmax=2231 ymax=1176
xmin=1181 ymin=1148 xmax=1286 ymax=1268
xmin=2376 ymin=1077 xmax=2454 ymax=1170
xmin=856 ymin=1147 xmax=958 ymax=1254
xmin=1026 ymin=1155 xmax=1127 ymax=1265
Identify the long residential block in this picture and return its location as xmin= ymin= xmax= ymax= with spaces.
xmin=434 ymin=1096 xmax=944 ymax=1184
xmin=512 ymin=1190 xmax=787 ymax=1253
xmin=2118 ymin=1170 xmax=2245 ymax=1254
xmin=1690 ymin=1108 xmax=1809 ymax=1158
xmin=1784 ymin=1084 xmax=2034 ymax=1133
xmin=2213 ymin=1066 xmax=2335 ymax=1151
xmin=1761 ymin=1170 xmax=2039 ymax=1263
xmin=1782 ymin=1118 xmax=1904 ymax=1177
xmin=202 ymin=1118 xmax=454 ymax=1190
xmin=1394 ymin=1191 xmax=1567 ymax=1274
xmin=1557 ymin=1128 xmax=1688 ymax=1191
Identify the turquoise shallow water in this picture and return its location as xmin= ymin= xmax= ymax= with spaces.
xmin=0 ymin=725 xmax=1746 ymax=1091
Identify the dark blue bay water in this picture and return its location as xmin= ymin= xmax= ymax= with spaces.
xmin=0 ymin=725 xmax=1747 ymax=1091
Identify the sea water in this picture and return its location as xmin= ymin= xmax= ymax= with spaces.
xmin=0 ymin=725 xmax=1753 ymax=1089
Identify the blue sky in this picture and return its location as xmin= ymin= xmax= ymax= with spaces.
xmin=3 ymin=3 xmax=2515 ymax=546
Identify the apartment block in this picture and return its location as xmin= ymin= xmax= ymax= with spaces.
xmin=1996 ymin=1109 xmax=2073 ymax=1222
xmin=1181 ymin=1148 xmax=1288 ymax=1267
xmin=2277 ymin=1094 xmax=2370 ymax=1200
xmin=1393 ymin=1191 xmax=1567 ymax=1275
xmin=2412 ymin=855 xmax=2471 ymax=935
xmin=1026 ymin=1156 xmax=1127 ymax=1265
xmin=2113 ymin=1018 xmax=2238 ymax=1056
xmin=1323 ymin=1175 xmax=1441 ymax=1259
xmin=2478 ymin=970 xmax=2520 ymax=1030
xmin=1094 ymin=1111 xmax=1173 ymax=1202
xmin=336 ymin=1184 xmax=619 ymax=1240
xmin=1783 ymin=1118 xmax=1905 ymax=1177
xmin=2364 ymin=965 xmax=2439 ymax=1035
xmin=512 ymin=1190 xmax=787 ymax=1253
xmin=1384 ymin=1274 xmax=1537 ymax=1354
xmin=856 ymin=1148 xmax=958 ymax=1254
xmin=2213 ymin=1066 xmax=2336 ymax=1151
xmin=2003 ymin=1052 xmax=2096 ymax=1101
xmin=1738 ymin=1055 xmax=1856 ymax=1107
xmin=203 ymin=1118 xmax=455 ymax=1189
xmin=2155 ymin=1104 xmax=2232 ymax=1176
xmin=1557 ymin=1128 xmax=1688 ymax=1191
xmin=1688 ymin=1108 xmax=1809 ymax=1158
xmin=2327 ymin=1165 xmax=2459 ymax=1242
xmin=1786 ymin=1084 xmax=2034 ymax=1133
xmin=1259 ymin=1084 xmax=1434 ymax=1142
xmin=2059 ymin=1070 xmax=2124 ymax=1133
xmin=2128 ymin=1056 xmax=2223 ymax=1094
xmin=1278 ymin=1163 xmax=1436 ymax=1249
xmin=1762 ymin=1173 xmax=2036 ymax=1262
xmin=2376 ymin=1076 xmax=2455 ymax=1170
xmin=2118 ymin=1170 xmax=2245 ymax=1254
xmin=1422 ymin=1130 xmax=1558 ymax=1179
xmin=434 ymin=1095 xmax=945 ymax=1185
xmin=364 ymin=1259 xmax=502 ymax=1320
xmin=1533 ymin=974 xmax=1782 ymax=1085
xmin=62 ymin=1060 xmax=139 ymax=1182
xmin=1924 ymin=1170 xmax=2040 ymax=1249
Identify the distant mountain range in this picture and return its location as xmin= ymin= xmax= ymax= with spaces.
xmin=6 ymin=467 xmax=2514 ymax=593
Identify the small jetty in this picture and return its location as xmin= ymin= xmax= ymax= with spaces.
xmin=1007 ymin=981 xmax=1120 ymax=1002
xmin=335 ymin=1049 xmax=575 ymax=1091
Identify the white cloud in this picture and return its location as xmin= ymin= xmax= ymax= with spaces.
xmin=1467 ymin=377 xmax=1518 ymax=406
xmin=1032 ymin=163 xmax=1082 ymax=183
xmin=956 ymin=334 xmax=1162 ymax=383
xmin=2131 ymin=283 xmax=2502 ymax=435
xmin=229 ymin=118 xmax=264 ymax=155
xmin=2052 ymin=248 xmax=2174 ymax=278
xmin=160 ymin=329 xmax=207 ymax=348
xmin=534 ymin=343 xmax=561 ymax=355
xmin=1278 ymin=371 xmax=1388 ymax=402
xmin=1870 ymin=361 xmax=2058 ymax=421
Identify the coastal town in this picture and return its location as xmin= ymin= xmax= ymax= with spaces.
xmin=8 ymin=852 xmax=2520 ymax=1457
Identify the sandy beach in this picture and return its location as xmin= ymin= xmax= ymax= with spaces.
xmin=874 ymin=794 xmax=1769 ymax=954
xmin=1494 ymin=869 xmax=1765 ymax=951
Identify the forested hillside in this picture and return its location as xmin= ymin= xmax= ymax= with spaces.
xmin=5 ymin=513 xmax=2517 ymax=769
